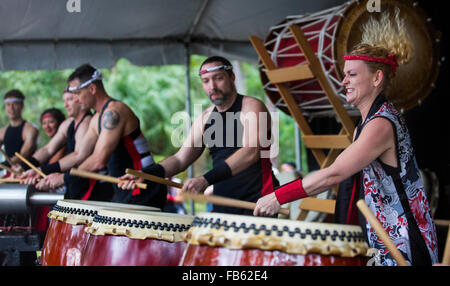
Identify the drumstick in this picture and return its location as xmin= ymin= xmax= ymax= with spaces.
xmin=356 ymin=199 xmax=408 ymax=266
xmin=126 ymin=168 xmax=290 ymax=216
xmin=0 ymin=178 xmax=24 ymax=184
xmin=0 ymin=148 xmax=13 ymax=167
xmin=182 ymin=192 xmax=292 ymax=216
xmin=15 ymin=152 xmax=64 ymax=192
xmin=0 ymin=177 xmax=41 ymax=184
xmin=15 ymin=152 xmax=46 ymax=177
xmin=70 ymin=168 xmax=147 ymax=190
xmin=126 ymin=169 xmax=184 ymax=188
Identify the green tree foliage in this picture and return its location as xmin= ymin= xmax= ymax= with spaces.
xmin=0 ymin=69 xmax=71 ymax=146
xmin=103 ymin=59 xmax=187 ymax=155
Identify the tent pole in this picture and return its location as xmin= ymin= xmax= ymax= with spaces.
xmin=295 ymin=124 xmax=302 ymax=173
xmin=184 ymin=42 xmax=195 ymax=215
xmin=182 ymin=0 xmax=209 ymax=215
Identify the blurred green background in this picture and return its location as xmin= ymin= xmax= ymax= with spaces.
xmin=0 ymin=55 xmax=308 ymax=212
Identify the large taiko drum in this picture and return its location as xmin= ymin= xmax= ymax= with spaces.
xmin=261 ymin=0 xmax=440 ymax=116
xmin=41 ymin=200 xmax=160 ymax=266
xmin=179 ymin=213 xmax=369 ymax=266
xmin=81 ymin=209 xmax=194 ymax=266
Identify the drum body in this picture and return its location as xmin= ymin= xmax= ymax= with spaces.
xmin=81 ymin=209 xmax=194 ymax=266
xmin=42 ymin=219 xmax=86 ymax=266
xmin=261 ymin=4 xmax=346 ymax=116
xmin=41 ymin=200 xmax=160 ymax=266
xmin=261 ymin=0 xmax=440 ymax=116
xmin=180 ymin=213 xmax=369 ymax=266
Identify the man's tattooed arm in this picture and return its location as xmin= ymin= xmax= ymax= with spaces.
xmin=102 ymin=110 xmax=120 ymax=130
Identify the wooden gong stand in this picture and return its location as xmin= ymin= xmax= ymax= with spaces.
xmin=250 ymin=24 xmax=356 ymax=220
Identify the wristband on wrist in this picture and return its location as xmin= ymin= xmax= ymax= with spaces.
xmin=203 ymin=161 xmax=232 ymax=185
xmin=41 ymin=161 xmax=61 ymax=175
xmin=274 ymin=178 xmax=307 ymax=205
xmin=143 ymin=163 xmax=166 ymax=178
xmin=20 ymin=156 xmax=40 ymax=171
xmin=63 ymin=171 xmax=71 ymax=185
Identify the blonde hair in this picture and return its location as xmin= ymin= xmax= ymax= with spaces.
xmin=350 ymin=8 xmax=413 ymax=90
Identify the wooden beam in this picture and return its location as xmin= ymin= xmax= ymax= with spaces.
xmin=321 ymin=148 xmax=342 ymax=169
xmin=250 ymin=35 xmax=326 ymax=165
xmin=321 ymin=128 xmax=350 ymax=169
xmin=303 ymin=135 xmax=351 ymax=149
xmin=443 ymin=225 xmax=450 ymax=265
xmin=298 ymin=197 xmax=336 ymax=214
xmin=266 ymin=65 xmax=314 ymax=83
xmin=296 ymin=210 xmax=308 ymax=221
xmin=289 ymin=24 xmax=355 ymax=140
xmin=434 ymin=219 xmax=450 ymax=226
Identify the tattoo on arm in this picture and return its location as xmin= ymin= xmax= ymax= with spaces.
xmin=102 ymin=110 xmax=120 ymax=130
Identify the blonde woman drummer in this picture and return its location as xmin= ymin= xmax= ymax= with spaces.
xmin=254 ymin=11 xmax=438 ymax=266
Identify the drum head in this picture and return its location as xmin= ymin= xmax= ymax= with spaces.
xmin=86 ymin=209 xmax=194 ymax=242
xmin=184 ymin=212 xmax=368 ymax=258
xmin=335 ymin=0 xmax=440 ymax=111
xmin=49 ymin=199 xmax=161 ymax=225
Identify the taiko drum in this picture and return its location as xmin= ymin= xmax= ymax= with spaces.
xmin=41 ymin=200 xmax=160 ymax=266
xmin=81 ymin=209 xmax=194 ymax=266
xmin=179 ymin=212 xmax=369 ymax=266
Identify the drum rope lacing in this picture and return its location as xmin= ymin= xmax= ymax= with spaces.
xmin=261 ymin=1 xmax=355 ymax=116
xmin=92 ymin=214 xmax=191 ymax=232
xmin=52 ymin=204 xmax=97 ymax=218
xmin=191 ymin=217 xmax=365 ymax=243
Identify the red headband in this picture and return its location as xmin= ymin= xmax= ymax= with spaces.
xmin=344 ymin=53 xmax=398 ymax=73
xmin=41 ymin=113 xmax=55 ymax=121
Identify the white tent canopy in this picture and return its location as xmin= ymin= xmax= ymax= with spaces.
xmin=0 ymin=0 xmax=346 ymax=176
xmin=0 ymin=0 xmax=347 ymax=70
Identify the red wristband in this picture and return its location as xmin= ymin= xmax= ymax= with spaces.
xmin=274 ymin=178 xmax=307 ymax=205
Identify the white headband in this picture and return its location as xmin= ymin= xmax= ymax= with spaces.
xmin=4 ymin=97 xmax=23 ymax=103
xmin=68 ymin=69 xmax=103 ymax=92
xmin=198 ymin=65 xmax=233 ymax=76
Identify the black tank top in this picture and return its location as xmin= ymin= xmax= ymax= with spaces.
xmin=98 ymin=99 xmax=166 ymax=208
xmin=66 ymin=112 xmax=90 ymax=153
xmin=4 ymin=121 xmax=26 ymax=158
xmin=63 ymin=112 xmax=114 ymax=201
xmin=204 ymin=94 xmax=279 ymax=215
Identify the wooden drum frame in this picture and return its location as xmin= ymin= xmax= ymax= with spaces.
xmin=260 ymin=0 xmax=440 ymax=117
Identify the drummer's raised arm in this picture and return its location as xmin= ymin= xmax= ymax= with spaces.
xmin=29 ymin=118 xmax=71 ymax=165
xmin=77 ymin=103 xmax=128 ymax=172
xmin=157 ymin=107 xmax=211 ymax=178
